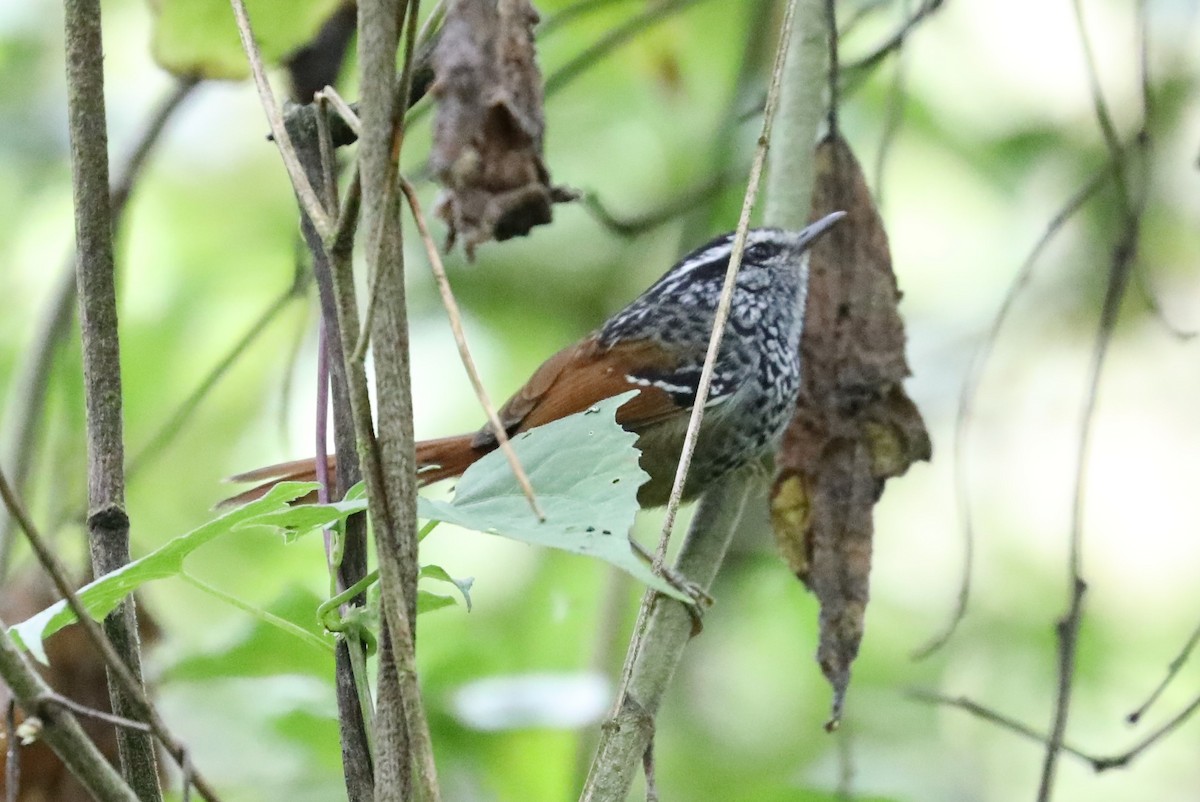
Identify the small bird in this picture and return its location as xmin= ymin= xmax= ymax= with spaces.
xmin=228 ymin=212 xmax=844 ymax=507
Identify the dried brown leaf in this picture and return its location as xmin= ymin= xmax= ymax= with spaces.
xmin=770 ymin=133 xmax=931 ymax=730
xmin=430 ymin=0 xmax=577 ymax=259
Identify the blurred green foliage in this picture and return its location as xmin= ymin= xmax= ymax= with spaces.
xmin=3 ymin=1 xmax=1200 ymax=800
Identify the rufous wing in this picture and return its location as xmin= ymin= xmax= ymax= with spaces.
xmin=472 ymin=335 xmax=686 ymax=448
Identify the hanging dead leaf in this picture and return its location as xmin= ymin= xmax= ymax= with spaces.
xmin=771 ymin=133 xmax=931 ymax=731
xmin=430 ymin=0 xmax=577 ymax=259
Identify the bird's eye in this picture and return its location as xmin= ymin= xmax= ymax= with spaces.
xmin=744 ymin=242 xmax=780 ymax=263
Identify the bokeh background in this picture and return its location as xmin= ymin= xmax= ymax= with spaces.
xmin=2 ymin=0 xmax=1200 ymax=800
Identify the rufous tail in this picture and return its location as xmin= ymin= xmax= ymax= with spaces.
xmin=220 ymin=434 xmax=485 ymax=508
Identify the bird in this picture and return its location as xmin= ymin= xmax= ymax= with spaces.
xmin=226 ymin=212 xmax=845 ymax=508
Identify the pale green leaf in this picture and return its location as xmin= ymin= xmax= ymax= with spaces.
xmin=420 ymin=564 xmax=474 ymax=612
xmin=417 ymin=392 xmax=686 ymax=600
xmin=7 ymin=482 xmax=354 ymax=663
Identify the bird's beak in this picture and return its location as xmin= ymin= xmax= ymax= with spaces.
xmin=795 ymin=210 xmax=847 ymax=250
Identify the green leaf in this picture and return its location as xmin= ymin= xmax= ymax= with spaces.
xmin=151 ymin=0 xmax=343 ymax=80
xmin=236 ymin=497 xmax=367 ymax=543
xmin=417 ymin=392 xmax=686 ymax=600
xmin=7 ymin=482 xmax=356 ymax=664
xmin=420 ymin=564 xmax=474 ymax=612
xmin=417 ymin=590 xmax=457 ymax=615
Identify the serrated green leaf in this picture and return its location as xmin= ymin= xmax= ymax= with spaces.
xmin=420 ymin=564 xmax=474 ymax=612
xmin=417 ymin=590 xmax=457 ymax=615
xmin=6 ymin=482 xmax=342 ymax=663
xmin=417 ymin=392 xmax=686 ymax=600
xmin=151 ymin=0 xmax=343 ymax=80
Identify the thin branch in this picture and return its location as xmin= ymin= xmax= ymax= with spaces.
xmin=911 ymin=688 xmax=1200 ymax=774
xmin=1070 ymin=0 xmax=1130 ymax=213
xmin=908 ymin=690 xmax=1096 ymax=764
xmin=579 ymin=474 xmax=755 ymax=800
xmin=398 ymin=177 xmax=544 ymax=520
xmin=544 ymin=0 xmax=713 ymax=96
xmin=127 ymin=282 xmax=305 ymax=476
xmin=913 ymin=167 xmax=1110 ymax=660
xmin=0 ymin=76 xmax=198 ymax=577
xmin=0 ymin=470 xmax=223 ymax=802
xmin=34 ymin=693 xmax=153 ymax=735
xmin=228 ymin=0 xmax=333 ymax=238
xmin=872 ymin=0 xmax=911 ymax=203
xmin=63 ymin=0 xmax=160 ymax=794
xmin=320 ymin=86 xmax=363 ymax=137
xmin=581 ymin=175 xmax=732 ymax=237
xmin=842 ymin=0 xmax=944 ymax=79
xmin=0 ymin=617 xmax=138 ymax=802
xmin=1127 ymin=619 xmax=1200 ymax=724
xmin=582 ymin=2 xmax=822 ymax=797
xmin=354 ymin=0 xmax=440 ymax=797
xmin=652 ymin=0 xmax=802 ymax=569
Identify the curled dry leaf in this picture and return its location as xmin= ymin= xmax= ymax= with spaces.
xmin=771 ymin=133 xmax=931 ymax=730
xmin=431 ymin=0 xmax=577 ymax=259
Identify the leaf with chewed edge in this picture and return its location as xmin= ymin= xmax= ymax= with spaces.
xmin=418 ymin=392 xmax=686 ymax=600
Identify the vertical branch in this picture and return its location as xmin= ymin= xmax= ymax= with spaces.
xmin=764 ymin=0 xmax=828 ymax=228
xmin=61 ymin=1 xmax=161 ymax=798
xmin=0 ymin=78 xmax=197 ymax=578
xmin=283 ymin=100 xmax=376 ymax=802
xmin=581 ymin=1 xmax=826 ymax=798
xmin=354 ymin=0 xmax=439 ymax=798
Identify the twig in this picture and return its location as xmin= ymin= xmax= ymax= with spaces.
xmin=0 ymin=470 xmax=223 ymax=802
xmin=539 ymin=0 xmax=641 ymax=35
xmin=581 ymin=175 xmax=732 ymax=237
xmin=62 ymin=0 xmax=161 ymax=794
xmin=872 ymin=0 xmax=911 ymax=203
xmin=320 ymin=86 xmax=363 ymax=137
xmin=579 ymin=474 xmax=755 ymax=800
xmin=1038 ymin=4 xmax=1150 ymax=793
xmin=0 ymin=615 xmax=138 ymax=802
xmin=544 ymin=0 xmax=713 ymax=95
xmin=127 ymin=283 xmax=304 ymax=476
xmin=1070 ymin=0 xmax=1130 ymax=213
xmin=582 ymin=2 xmax=821 ymax=798
xmin=0 ymin=76 xmax=198 ymax=578
xmin=34 ymin=693 xmax=153 ymax=735
xmin=398 ymin=177 xmax=545 ymax=520
xmin=286 ymin=90 xmax=377 ymax=802
xmin=1127 ymin=619 xmax=1200 ymax=724
xmin=908 ymin=690 xmax=1095 ymax=764
xmin=913 ymin=168 xmax=1110 ymax=660
xmin=652 ymin=0 xmax=801 ymax=569
xmin=842 ymin=0 xmax=944 ymax=79
xmin=911 ymin=688 xmax=1200 ymax=773
xmin=228 ymin=0 xmax=333 ymax=238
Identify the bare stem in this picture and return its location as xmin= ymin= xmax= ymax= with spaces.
xmin=228 ymin=0 xmax=333 ymax=237
xmin=397 ymin=178 xmax=544 ymax=519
